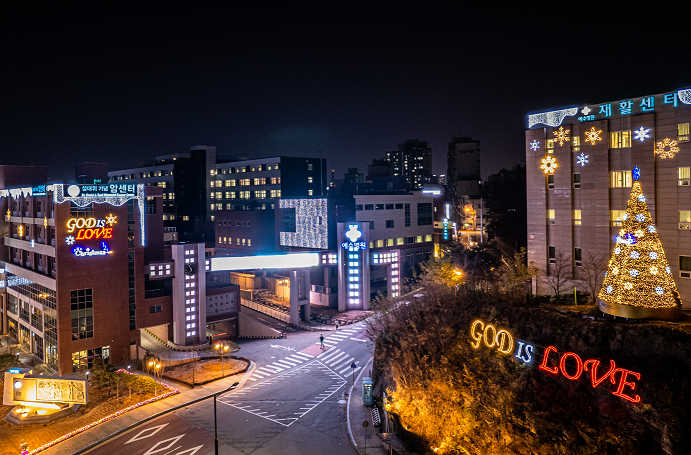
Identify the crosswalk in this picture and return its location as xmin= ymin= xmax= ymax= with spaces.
xmin=245 ymin=324 xmax=366 ymax=381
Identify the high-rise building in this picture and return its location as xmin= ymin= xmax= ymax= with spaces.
xmin=386 ymin=140 xmax=432 ymax=190
xmin=447 ymin=136 xmax=481 ymax=203
xmin=526 ymin=86 xmax=691 ymax=307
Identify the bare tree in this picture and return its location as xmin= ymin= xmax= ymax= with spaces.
xmin=542 ymin=251 xmax=571 ymax=300
xmin=577 ymin=251 xmax=608 ymax=305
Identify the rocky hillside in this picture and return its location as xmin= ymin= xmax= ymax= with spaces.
xmin=371 ymin=292 xmax=691 ymax=455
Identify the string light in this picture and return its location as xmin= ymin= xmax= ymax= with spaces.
xmin=654 ymin=138 xmax=680 ymax=159
xmin=584 ymin=127 xmax=602 ymax=145
xmin=26 ymin=369 xmax=179 ymax=455
xmin=634 ymin=126 xmax=650 ymax=142
xmin=528 ymin=107 xmax=578 ymax=128
xmin=599 ymin=171 xmax=682 ymax=312
xmin=540 ymin=156 xmax=557 ymax=174
xmin=553 ymin=126 xmax=571 ymax=146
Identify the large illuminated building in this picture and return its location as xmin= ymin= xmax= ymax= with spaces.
xmin=386 ymin=139 xmax=433 ymax=190
xmin=526 ymin=86 xmax=691 ymax=307
xmin=0 ymin=168 xmax=239 ymax=376
xmin=108 ymin=146 xmax=327 ymax=242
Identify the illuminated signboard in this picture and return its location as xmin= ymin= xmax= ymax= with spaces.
xmin=528 ymin=87 xmax=691 ymax=128
xmin=443 ymin=218 xmax=449 ymax=240
xmin=11 ymin=377 xmax=87 ymax=405
xmin=470 ymin=319 xmax=641 ymax=403
xmin=341 ymin=223 xmax=366 ymax=306
xmin=66 ymin=215 xmax=117 ymax=257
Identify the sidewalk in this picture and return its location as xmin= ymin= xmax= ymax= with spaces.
xmin=36 ymin=362 xmax=255 ymax=455
xmin=347 ymin=357 xmax=388 ymax=455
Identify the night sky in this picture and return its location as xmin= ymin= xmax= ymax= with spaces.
xmin=2 ymin=6 xmax=690 ymax=183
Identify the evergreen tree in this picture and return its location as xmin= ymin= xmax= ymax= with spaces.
xmin=598 ymin=167 xmax=682 ymax=314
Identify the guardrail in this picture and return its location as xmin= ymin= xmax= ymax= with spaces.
xmin=241 ymin=299 xmax=291 ymax=324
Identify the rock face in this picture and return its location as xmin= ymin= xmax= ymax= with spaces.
xmin=375 ymin=301 xmax=691 ymax=455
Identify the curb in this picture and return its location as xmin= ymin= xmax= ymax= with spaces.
xmin=72 ymin=362 xmax=255 ymax=455
xmin=347 ymin=356 xmax=374 ymax=451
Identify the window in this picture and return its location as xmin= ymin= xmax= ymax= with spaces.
xmin=396 ymin=203 xmax=403 ymax=209
xmin=425 ymin=234 xmax=432 ymax=242
xmin=546 ymin=139 xmax=554 ymax=153
xmin=308 ymin=189 xmax=314 ymax=196
xmin=375 ymin=204 xmax=384 ymax=210
xmin=417 ymin=203 xmax=432 ymax=225
xmin=573 ymin=173 xmax=581 ymax=189
xmin=610 ymin=171 xmax=632 ymax=188
xmin=575 ymin=248 xmax=582 ymax=267
xmin=549 ymin=246 xmax=556 ymax=264
xmin=240 ymin=179 xmax=250 ymax=186
xmin=376 ymin=240 xmax=384 ymax=248
xmin=574 ymin=210 xmax=581 ymax=225
xmin=270 ymin=190 xmax=281 ymax=197
xmin=547 ymin=174 xmax=554 ymax=189
xmin=71 ymin=289 xmax=94 ymax=340
xmin=405 ymin=204 xmax=410 ymax=226
xmin=386 ymin=220 xmax=394 ymax=228
xmin=680 ymin=256 xmax=691 ymax=278
xmin=572 ymin=136 xmax=580 ymax=151
xmin=396 ymin=237 xmax=404 ymax=245
xmin=415 ymin=235 xmax=423 ymax=243
xmin=387 ymin=238 xmax=394 ymax=246
xmin=150 ymin=305 xmax=162 ymax=313
xmin=611 ymin=210 xmax=626 ymax=226
xmin=355 ymin=205 xmax=363 ymax=211
xmin=227 ymin=180 xmax=236 ymax=187
xmin=385 ymin=204 xmax=394 ymax=210
xmin=308 ymin=177 xmax=313 ymax=183
xmin=369 ymin=221 xmax=374 ymax=230
xmin=308 ymin=163 xmax=313 ymax=170
xmin=547 ymin=209 xmax=555 ymax=225
xmin=679 ymin=167 xmax=690 ymax=186
xmin=679 ymin=211 xmax=691 ymax=229
xmin=610 ymin=131 xmax=631 ymax=148
xmin=365 ymin=204 xmax=374 ymax=210
xmin=678 ymin=123 xmax=689 ymax=142
xmin=255 ymin=190 xmax=266 ymax=198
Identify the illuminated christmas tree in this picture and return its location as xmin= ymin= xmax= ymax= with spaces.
xmin=598 ymin=167 xmax=682 ymax=320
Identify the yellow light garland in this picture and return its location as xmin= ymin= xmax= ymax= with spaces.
xmin=540 ymin=156 xmax=557 ymax=174
xmin=584 ymin=127 xmax=602 ymax=145
xmin=655 ymin=138 xmax=680 ymax=159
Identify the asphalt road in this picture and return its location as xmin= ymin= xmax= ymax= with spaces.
xmin=92 ymin=323 xmax=373 ymax=455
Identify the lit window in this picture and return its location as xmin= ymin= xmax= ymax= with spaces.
xmin=678 ymin=123 xmax=689 ymax=142
xmin=679 ymin=211 xmax=691 ymax=229
xmin=679 ymin=167 xmax=690 ymax=186
xmin=546 ymin=139 xmax=554 ymax=153
xmin=308 ymin=177 xmax=313 ymax=183
xmin=574 ymin=210 xmax=581 ymax=226
xmin=610 ymin=131 xmax=631 ymax=148
xmin=547 ymin=209 xmax=555 ymax=225
xmin=572 ymin=135 xmax=580 ymax=151
xmin=610 ymin=171 xmax=632 ymax=188
xmin=610 ymin=210 xmax=626 ymax=227
xmin=308 ymin=189 xmax=313 ymax=196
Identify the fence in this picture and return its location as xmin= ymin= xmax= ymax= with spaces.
xmin=241 ymin=299 xmax=291 ymax=324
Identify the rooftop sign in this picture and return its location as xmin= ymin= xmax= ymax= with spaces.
xmin=528 ymin=87 xmax=691 ymax=128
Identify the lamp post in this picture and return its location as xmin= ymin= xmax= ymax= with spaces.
xmin=454 ymin=269 xmax=463 ymax=296
xmin=214 ymin=341 xmax=230 ymax=378
xmin=214 ymin=381 xmax=240 ymax=455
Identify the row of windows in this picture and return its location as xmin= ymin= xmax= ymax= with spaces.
xmin=356 ymin=203 xmax=406 ymax=211
xmin=551 ymin=168 xmax=691 ymax=190
xmin=368 ymin=235 xmax=432 ymax=248
xmin=545 ymin=124 xmax=690 ymax=151
xmin=111 ymin=170 xmax=171 ymax=180
xmin=211 ymin=163 xmax=281 ymax=175
xmin=218 ymin=220 xmax=251 ymax=228
xmin=210 ymin=177 xmax=282 ymax=187
xmin=210 ymin=190 xmax=282 ymax=201
xmin=162 ymin=214 xmax=190 ymax=221
xmin=218 ymin=237 xmax=252 ymax=246
xmin=547 ymin=209 xmax=691 ymax=229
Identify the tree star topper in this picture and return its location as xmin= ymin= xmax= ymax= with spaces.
xmin=553 ymin=126 xmax=570 ymax=146
xmin=584 ymin=127 xmax=602 ymax=145
xmin=540 ymin=155 xmax=558 ymax=174
xmin=655 ymin=138 xmax=679 ymax=159
xmin=576 ymin=153 xmax=589 ymax=167
xmin=634 ymin=126 xmax=650 ymax=142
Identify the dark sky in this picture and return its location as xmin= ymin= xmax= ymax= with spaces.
xmin=2 ymin=5 xmax=690 ymax=183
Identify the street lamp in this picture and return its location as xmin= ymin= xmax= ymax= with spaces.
xmin=214 ymin=342 xmax=230 ymax=378
xmin=453 ymin=269 xmax=463 ymax=296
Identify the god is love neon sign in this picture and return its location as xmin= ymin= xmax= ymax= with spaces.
xmin=66 ymin=215 xmax=117 ymax=240
xmin=470 ymin=319 xmax=641 ymax=403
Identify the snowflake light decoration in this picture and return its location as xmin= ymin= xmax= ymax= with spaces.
xmin=66 ymin=236 xmax=75 ymax=245
xmin=576 ymin=153 xmax=589 ymax=166
xmin=650 ymin=266 xmax=658 ymax=275
xmin=629 ymin=269 xmax=639 ymax=277
xmin=584 ymin=127 xmax=602 ymax=145
xmin=106 ymin=213 xmax=118 ymax=227
xmin=648 ymin=225 xmax=656 ymax=233
xmin=666 ymin=266 xmax=671 ymax=274
xmin=630 ymin=251 xmax=640 ymax=259
xmin=649 ymin=252 xmax=658 ymax=259
xmin=606 ymin=286 xmax=613 ymax=293
xmin=634 ymin=126 xmax=650 ymax=142
xmin=638 ymin=195 xmax=646 ymax=202
xmin=635 ymin=214 xmax=645 ymax=222
xmin=540 ymin=156 xmax=557 ymax=174
xmin=655 ymin=138 xmax=680 ymax=159
xmin=655 ymin=286 xmax=664 ymax=295
xmin=529 ymin=140 xmax=540 ymax=151
xmin=553 ymin=126 xmax=570 ymax=146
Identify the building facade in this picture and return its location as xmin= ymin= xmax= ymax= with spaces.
xmin=526 ymin=86 xmax=691 ymax=307
xmin=386 ymin=139 xmax=432 ymax=190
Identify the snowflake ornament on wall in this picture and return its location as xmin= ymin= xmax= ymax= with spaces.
xmin=584 ymin=127 xmax=602 ymax=145
xmin=529 ymin=140 xmax=540 ymax=151
xmin=553 ymin=126 xmax=570 ymax=146
xmin=66 ymin=236 xmax=75 ymax=245
xmin=634 ymin=127 xmax=651 ymax=142
xmin=655 ymin=138 xmax=680 ymax=159
xmin=576 ymin=153 xmax=589 ymax=167
xmin=540 ymin=156 xmax=558 ymax=174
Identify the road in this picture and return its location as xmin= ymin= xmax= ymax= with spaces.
xmin=91 ymin=323 xmax=373 ymax=455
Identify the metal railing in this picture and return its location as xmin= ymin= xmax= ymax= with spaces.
xmin=241 ymin=299 xmax=290 ymax=324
